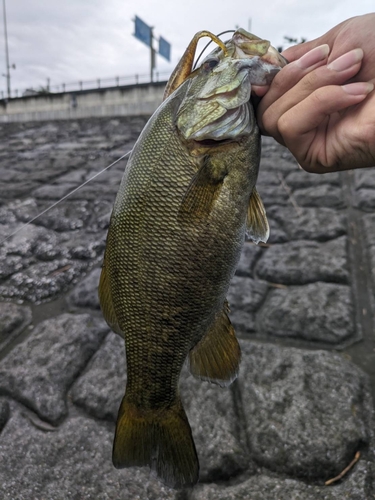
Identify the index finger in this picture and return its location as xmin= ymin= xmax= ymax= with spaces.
xmin=281 ymin=39 xmax=322 ymax=62
xmin=258 ymin=44 xmax=330 ymax=123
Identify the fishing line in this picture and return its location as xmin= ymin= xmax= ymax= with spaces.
xmin=193 ymin=30 xmax=235 ymax=70
xmin=3 ymin=29 xmax=235 ymax=246
xmin=0 ymin=149 xmax=132 ymax=245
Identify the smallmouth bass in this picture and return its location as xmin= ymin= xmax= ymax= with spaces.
xmin=99 ymin=29 xmax=286 ymax=488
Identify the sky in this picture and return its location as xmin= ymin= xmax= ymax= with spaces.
xmin=1 ymin=0 xmax=374 ymax=97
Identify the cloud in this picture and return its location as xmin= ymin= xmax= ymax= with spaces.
xmin=1 ymin=0 xmax=374 ymax=95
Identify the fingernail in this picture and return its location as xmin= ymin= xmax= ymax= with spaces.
xmin=342 ymin=82 xmax=374 ymax=95
xmin=327 ymin=49 xmax=363 ymax=71
xmin=296 ymin=44 xmax=330 ymax=69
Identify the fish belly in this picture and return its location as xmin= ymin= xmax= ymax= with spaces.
xmin=103 ymin=97 xmax=259 ymax=488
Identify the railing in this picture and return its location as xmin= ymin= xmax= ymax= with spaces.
xmin=0 ymin=71 xmax=171 ymax=100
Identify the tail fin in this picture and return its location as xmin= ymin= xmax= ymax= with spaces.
xmin=113 ymin=396 xmax=199 ymax=488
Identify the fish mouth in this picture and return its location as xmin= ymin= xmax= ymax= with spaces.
xmin=231 ymin=28 xmax=288 ymax=71
xmin=193 ymin=137 xmax=234 ymax=147
xmin=176 ymin=31 xmax=287 ymax=145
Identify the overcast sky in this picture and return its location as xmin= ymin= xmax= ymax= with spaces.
xmin=1 ymin=0 xmax=374 ymax=96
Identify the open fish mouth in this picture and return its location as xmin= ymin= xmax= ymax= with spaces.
xmin=175 ymin=30 xmax=287 ymax=144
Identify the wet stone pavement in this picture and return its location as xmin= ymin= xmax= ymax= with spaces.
xmin=0 ymin=117 xmax=374 ymax=499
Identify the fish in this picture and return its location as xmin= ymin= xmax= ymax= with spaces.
xmin=98 ymin=28 xmax=286 ymax=488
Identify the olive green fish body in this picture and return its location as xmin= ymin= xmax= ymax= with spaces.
xmin=99 ymin=28 xmax=286 ymax=488
xmin=106 ymin=82 xmax=259 ymax=403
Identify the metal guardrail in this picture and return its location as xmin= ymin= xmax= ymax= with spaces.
xmin=0 ymin=71 xmax=171 ymax=99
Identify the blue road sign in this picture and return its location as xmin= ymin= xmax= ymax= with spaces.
xmin=134 ymin=16 xmax=152 ymax=47
xmin=159 ymin=36 xmax=171 ymax=61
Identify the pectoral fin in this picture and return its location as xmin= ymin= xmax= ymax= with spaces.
xmin=178 ymin=159 xmax=226 ymax=221
xmin=246 ymin=187 xmax=269 ymax=243
xmin=98 ymin=259 xmax=123 ymax=337
xmin=189 ymin=301 xmax=241 ymax=387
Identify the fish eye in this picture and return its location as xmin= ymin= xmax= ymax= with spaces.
xmin=202 ymin=58 xmax=219 ymax=71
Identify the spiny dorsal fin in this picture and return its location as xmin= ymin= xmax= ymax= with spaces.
xmin=98 ymin=257 xmax=124 ymax=337
xmin=246 ymin=187 xmax=269 ymax=244
xmin=189 ymin=300 xmax=241 ymax=387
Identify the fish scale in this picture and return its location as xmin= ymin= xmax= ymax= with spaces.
xmin=99 ymin=28 xmax=286 ymax=488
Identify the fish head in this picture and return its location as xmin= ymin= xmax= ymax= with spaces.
xmin=175 ymin=28 xmax=287 ymax=144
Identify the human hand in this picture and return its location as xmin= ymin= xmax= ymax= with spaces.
xmin=255 ymin=14 xmax=375 ymax=173
xmin=281 ymin=14 xmax=375 ymax=82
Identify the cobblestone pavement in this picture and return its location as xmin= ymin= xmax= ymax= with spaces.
xmin=0 ymin=117 xmax=374 ymax=499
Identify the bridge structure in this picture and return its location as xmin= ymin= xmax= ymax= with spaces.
xmin=0 ymin=78 xmax=168 ymax=123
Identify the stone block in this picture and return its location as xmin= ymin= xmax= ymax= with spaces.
xmin=255 ymin=237 xmax=349 ymax=285
xmin=238 ymin=342 xmax=372 ymax=481
xmin=256 ymin=283 xmax=355 ymax=345
xmin=0 ymin=313 xmax=108 ymax=424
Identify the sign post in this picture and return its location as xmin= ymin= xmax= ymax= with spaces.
xmin=133 ymin=16 xmax=171 ymax=82
xmin=159 ymin=36 xmax=171 ymax=62
xmin=150 ymin=28 xmax=155 ymax=82
xmin=2 ymin=0 xmax=11 ymax=98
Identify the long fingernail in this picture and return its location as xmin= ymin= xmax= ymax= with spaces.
xmin=296 ymin=44 xmax=330 ymax=69
xmin=342 ymin=82 xmax=374 ymax=95
xmin=328 ymin=49 xmax=363 ymax=71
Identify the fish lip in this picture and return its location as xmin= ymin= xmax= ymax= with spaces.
xmin=193 ymin=137 xmax=233 ymax=147
xmin=231 ymin=28 xmax=288 ymax=69
xmin=235 ymin=57 xmax=284 ymax=86
xmin=262 ymin=47 xmax=288 ymax=68
xmin=186 ymin=137 xmax=241 ymax=155
xmin=242 ymin=56 xmax=283 ymax=86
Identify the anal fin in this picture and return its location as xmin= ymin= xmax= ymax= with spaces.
xmin=189 ymin=301 xmax=241 ymax=387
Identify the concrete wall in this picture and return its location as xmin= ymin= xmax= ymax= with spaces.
xmin=0 ymin=81 xmax=167 ymax=122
